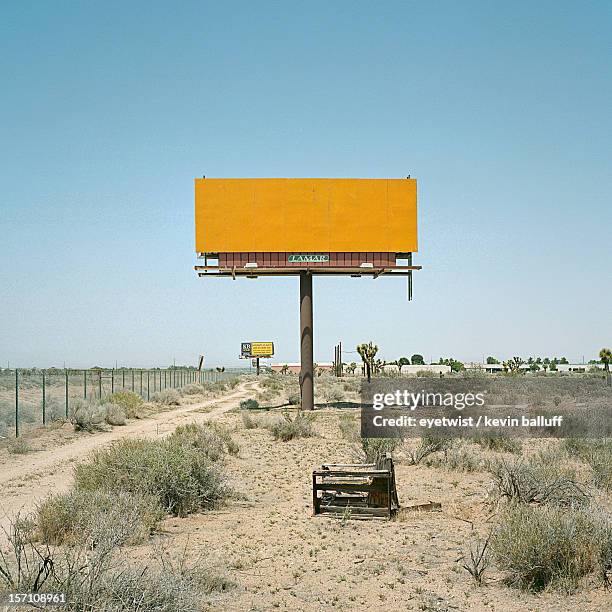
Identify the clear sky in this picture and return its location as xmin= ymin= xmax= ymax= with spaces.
xmin=1 ymin=1 xmax=611 ymax=368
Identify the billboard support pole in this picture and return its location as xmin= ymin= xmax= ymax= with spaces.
xmin=300 ymin=271 xmax=314 ymax=410
xmin=256 ymin=357 xmax=260 ymax=376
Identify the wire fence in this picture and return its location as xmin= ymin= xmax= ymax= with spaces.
xmin=0 ymin=368 xmax=236 ymax=438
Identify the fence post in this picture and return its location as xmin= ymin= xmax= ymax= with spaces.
xmin=122 ymin=370 xmax=125 ymax=389
xmin=65 ymin=369 xmax=69 ymax=418
xmin=42 ymin=370 xmax=46 ymax=426
xmin=147 ymin=370 xmax=150 ymax=401
xmin=15 ymin=369 xmax=19 ymax=438
xmin=111 ymin=369 xmax=115 ymax=394
xmin=84 ymin=370 xmax=87 ymax=399
xmin=140 ymin=370 xmax=143 ymax=397
xmin=132 ymin=369 xmax=135 ymax=392
xmin=98 ymin=370 xmax=102 ymax=400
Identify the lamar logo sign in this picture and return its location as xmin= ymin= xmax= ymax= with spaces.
xmin=288 ymin=254 xmax=329 ymax=263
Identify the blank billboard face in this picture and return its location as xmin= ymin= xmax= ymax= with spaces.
xmin=195 ymin=178 xmax=417 ymax=253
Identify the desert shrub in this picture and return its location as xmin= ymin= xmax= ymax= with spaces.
xmin=7 ymin=438 xmax=32 ymax=454
xmin=360 ymin=437 xmax=399 ymax=463
xmin=241 ymin=412 xmax=259 ymax=429
xmin=287 ymin=391 xmax=301 ymax=405
xmin=323 ymin=386 xmax=345 ymax=403
xmin=102 ymin=402 xmax=126 ymax=426
xmin=460 ymin=534 xmax=491 ymax=586
xmin=240 ymin=398 xmax=261 ymax=411
xmin=266 ymin=411 xmax=315 ymax=441
xmin=416 ymin=369 xmax=436 ymax=377
xmin=488 ymin=456 xmax=590 ymax=507
xmin=0 ymin=515 xmax=233 ymax=611
xmin=491 ymin=503 xmax=610 ymax=592
xmin=74 ymin=438 xmax=229 ymax=516
xmin=151 ymin=388 xmax=181 ymax=406
xmin=171 ymin=422 xmax=239 ymax=459
xmin=405 ymin=434 xmax=453 ymax=465
xmin=37 ymin=490 xmax=163 ymax=546
xmin=181 ymin=383 xmax=206 ymax=396
xmin=107 ymin=391 xmax=144 ymax=418
xmin=428 ymin=441 xmax=485 ymax=472
xmin=562 ymin=438 xmax=612 ymax=491
xmin=71 ymin=399 xmax=107 ymax=432
xmin=471 ymin=432 xmax=522 ymax=454
xmin=338 ymin=412 xmax=358 ymax=441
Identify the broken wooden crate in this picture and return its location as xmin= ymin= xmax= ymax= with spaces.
xmin=312 ymin=453 xmax=400 ymax=519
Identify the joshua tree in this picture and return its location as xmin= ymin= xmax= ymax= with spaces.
xmin=503 ymin=357 xmax=524 ymax=375
xmin=600 ymin=348 xmax=611 ymax=386
xmin=280 ymin=364 xmax=289 ymax=375
xmin=357 ymin=342 xmax=378 ymax=383
xmin=397 ymin=356 xmax=410 ymax=374
xmin=347 ymin=362 xmax=357 ymax=375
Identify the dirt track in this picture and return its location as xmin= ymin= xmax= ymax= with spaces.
xmin=0 ymin=380 xmax=259 ymax=536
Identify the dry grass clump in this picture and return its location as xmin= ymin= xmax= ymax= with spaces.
xmin=37 ymin=490 xmax=163 ymax=546
xmin=491 ymin=503 xmax=612 ymax=592
xmin=7 ymin=437 xmax=32 ymax=454
xmin=151 ymin=388 xmax=181 ymax=405
xmin=488 ymin=455 xmax=590 ymax=508
xmin=287 ymin=391 xmax=301 ymax=405
xmin=562 ymin=437 xmax=612 ymax=491
xmin=241 ymin=411 xmax=260 ymax=429
xmin=101 ymin=402 xmax=126 ymax=426
xmin=74 ymin=436 xmax=229 ymax=517
xmin=359 ymin=437 xmax=399 ymax=463
xmin=338 ymin=412 xmax=359 ymax=441
xmin=405 ymin=434 xmax=452 ymax=465
xmin=108 ymin=391 xmax=144 ymax=418
xmin=471 ymin=432 xmax=522 ymax=454
xmin=181 ymin=383 xmax=206 ymax=395
xmin=266 ymin=411 xmax=315 ymax=441
xmin=0 ymin=515 xmax=234 ymax=611
xmin=427 ymin=441 xmax=486 ymax=472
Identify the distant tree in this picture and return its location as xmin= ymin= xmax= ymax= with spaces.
xmin=549 ymin=362 xmax=558 ymax=372
xmin=535 ymin=357 xmax=542 ymax=365
xmin=600 ymin=348 xmax=611 ymax=386
xmin=529 ymin=362 xmax=540 ymax=373
xmin=504 ymin=357 xmax=525 ymax=375
xmin=397 ymin=357 xmax=410 ymax=373
xmin=559 ymin=357 xmax=569 ymax=364
xmin=357 ymin=342 xmax=378 ymax=383
xmin=347 ymin=362 xmax=357 ymax=375
xmin=280 ymin=364 xmax=289 ymax=375
xmin=486 ymin=356 xmax=500 ymax=365
xmin=411 ymin=354 xmax=425 ymax=366
xmin=440 ymin=358 xmax=464 ymax=372
xmin=542 ymin=358 xmax=550 ymax=374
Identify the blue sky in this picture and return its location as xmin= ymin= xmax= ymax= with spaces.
xmin=1 ymin=1 xmax=610 ymax=368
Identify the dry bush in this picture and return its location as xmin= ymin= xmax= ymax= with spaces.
xmin=7 ymin=437 xmax=32 ymax=454
xmin=460 ymin=534 xmax=491 ymax=586
xmin=171 ymin=422 xmax=239 ymax=459
xmin=471 ymin=432 xmax=522 ymax=454
xmin=427 ymin=441 xmax=486 ymax=472
xmin=74 ymin=437 xmax=229 ymax=517
xmin=151 ymin=388 xmax=181 ymax=406
xmin=181 ymin=383 xmax=206 ymax=395
xmin=338 ymin=412 xmax=359 ymax=441
xmin=108 ymin=391 xmax=144 ymax=418
xmin=491 ymin=503 xmax=611 ymax=592
xmin=37 ymin=490 xmax=163 ymax=546
xmin=241 ymin=412 xmax=259 ymax=429
xmin=287 ymin=391 xmax=301 ymax=405
xmin=240 ymin=398 xmax=261 ymax=411
xmin=101 ymin=402 xmax=126 ymax=426
xmin=358 ymin=437 xmax=399 ymax=463
xmin=488 ymin=456 xmax=590 ymax=508
xmin=70 ymin=399 xmax=107 ymax=432
xmin=266 ymin=411 xmax=315 ymax=441
xmin=563 ymin=438 xmax=612 ymax=491
xmin=0 ymin=515 xmax=233 ymax=611
xmin=405 ymin=434 xmax=452 ymax=465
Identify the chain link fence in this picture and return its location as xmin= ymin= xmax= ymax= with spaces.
xmin=0 ymin=368 xmax=235 ymax=438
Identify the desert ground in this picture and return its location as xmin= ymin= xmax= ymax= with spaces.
xmin=0 ymin=374 xmax=610 ymax=611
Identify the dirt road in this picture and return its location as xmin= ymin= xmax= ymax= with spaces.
xmin=0 ymin=380 xmax=259 ymax=535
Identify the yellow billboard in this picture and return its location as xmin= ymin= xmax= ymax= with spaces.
xmin=195 ymin=178 xmax=417 ymax=253
xmin=241 ymin=342 xmax=274 ymax=357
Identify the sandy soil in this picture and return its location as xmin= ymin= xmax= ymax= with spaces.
xmin=1 ymin=381 xmax=609 ymax=611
